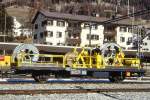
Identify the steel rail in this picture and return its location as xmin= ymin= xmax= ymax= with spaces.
xmin=0 ymin=88 xmax=150 ymax=95
xmin=0 ymin=80 xmax=150 ymax=84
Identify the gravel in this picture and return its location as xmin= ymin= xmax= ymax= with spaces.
xmin=0 ymin=92 xmax=150 ymax=100
xmin=0 ymin=78 xmax=150 ymax=100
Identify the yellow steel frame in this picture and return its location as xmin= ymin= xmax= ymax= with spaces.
xmin=16 ymin=54 xmax=65 ymax=68
xmin=0 ymin=56 xmax=11 ymax=69
xmin=15 ymin=53 xmax=141 ymax=69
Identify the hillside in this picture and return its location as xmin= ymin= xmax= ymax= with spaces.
xmin=3 ymin=0 xmax=150 ymax=28
xmin=6 ymin=6 xmax=30 ymax=23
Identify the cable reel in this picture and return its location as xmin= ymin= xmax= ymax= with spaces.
xmin=100 ymin=43 xmax=123 ymax=65
xmin=12 ymin=44 xmax=39 ymax=62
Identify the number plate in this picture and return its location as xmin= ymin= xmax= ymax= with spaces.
xmin=71 ymin=69 xmax=87 ymax=75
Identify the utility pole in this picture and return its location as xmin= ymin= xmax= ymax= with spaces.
xmin=132 ymin=7 xmax=135 ymax=33
xmin=116 ymin=0 xmax=121 ymax=14
xmin=89 ymin=23 xmax=92 ymax=47
xmin=128 ymin=0 xmax=130 ymax=15
xmin=136 ymin=25 xmax=142 ymax=59
xmin=4 ymin=11 xmax=6 ymax=43
xmin=3 ymin=8 xmax=6 ymax=55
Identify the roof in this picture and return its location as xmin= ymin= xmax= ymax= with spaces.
xmin=32 ymin=10 xmax=108 ymax=24
xmin=32 ymin=10 xmax=147 ymax=26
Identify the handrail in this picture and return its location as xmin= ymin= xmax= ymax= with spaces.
xmin=16 ymin=53 xmax=141 ymax=69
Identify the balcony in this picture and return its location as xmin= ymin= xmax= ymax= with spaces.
xmin=66 ymin=37 xmax=81 ymax=45
xmin=67 ymin=26 xmax=81 ymax=33
xmin=104 ymin=31 xmax=116 ymax=37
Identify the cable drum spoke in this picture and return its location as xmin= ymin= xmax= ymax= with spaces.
xmin=100 ymin=43 xmax=122 ymax=58
xmin=12 ymin=44 xmax=39 ymax=62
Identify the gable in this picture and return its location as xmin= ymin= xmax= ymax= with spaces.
xmin=32 ymin=11 xmax=45 ymax=24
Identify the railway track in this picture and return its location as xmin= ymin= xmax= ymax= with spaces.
xmin=0 ymin=88 xmax=150 ymax=95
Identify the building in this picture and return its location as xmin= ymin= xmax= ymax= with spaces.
xmin=141 ymin=28 xmax=150 ymax=52
xmin=32 ymin=10 xmax=150 ymax=50
xmin=32 ymin=10 xmax=105 ymax=47
xmin=116 ymin=26 xmax=134 ymax=50
xmin=80 ymin=23 xmax=104 ymax=46
xmin=142 ymin=36 xmax=150 ymax=51
xmin=13 ymin=17 xmax=22 ymax=37
xmin=13 ymin=17 xmax=32 ymax=37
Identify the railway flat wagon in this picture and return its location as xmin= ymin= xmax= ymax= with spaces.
xmin=0 ymin=43 xmax=145 ymax=83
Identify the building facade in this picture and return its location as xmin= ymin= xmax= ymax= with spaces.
xmin=116 ymin=26 xmax=134 ymax=50
xmin=32 ymin=10 xmax=150 ymax=51
xmin=142 ymin=33 xmax=150 ymax=51
xmin=80 ymin=23 xmax=104 ymax=46
xmin=13 ymin=17 xmax=22 ymax=37
xmin=32 ymin=10 xmax=105 ymax=47
xmin=13 ymin=17 xmax=32 ymax=37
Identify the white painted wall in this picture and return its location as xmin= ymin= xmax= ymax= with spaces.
xmin=13 ymin=17 xmax=32 ymax=37
xmin=13 ymin=17 xmax=22 ymax=37
xmin=116 ymin=26 xmax=134 ymax=50
xmin=33 ymin=13 xmax=105 ymax=46
xmin=142 ymin=36 xmax=150 ymax=51
xmin=80 ymin=24 xmax=104 ymax=47
xmin=45 ymin=20 xmax=68 ymax=45
xmin=22 ymin=28 xmax=32 ymax=37
xmin=33 ymin=13 xmax=68 ymax=45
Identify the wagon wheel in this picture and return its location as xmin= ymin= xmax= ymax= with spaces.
xmin=109 ymin=72 xmax=125 ymax=82
xmin=32 ymin=73 xmax=49 ymax=83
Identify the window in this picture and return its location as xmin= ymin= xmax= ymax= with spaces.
xmin=87 ymin=34 xmax=90 ymax=40
xmin=91 ymin=35 xmax=94 ymax=40
xmin=47 ymin=20 xmax=53 ymax=26
xmin=120 ymin=27 xmax=127 ymax=32
xmin=47 ymin=42 xmax=53 ymax=45
xmin=57 ymin=21 xmax=65 ymax=27
xmin=73 ymin=23 xmax=80 ymax=28
xmin=127 ymin=37 xmax=132 ymax=45
xmin=126 ymin=41 xmax=131 ymax=45
xmin=128 ymin=37 xmax=132 ymax=42
xmin=96 ymin=35 xmax=99 ymax=40
xmin=92 ymin=24 xmax=98 ymax=30
xmin=142 ymin=42 xmax=148 ymax=46
xmin=128 ymin=28 xmax=132 ymax=33
xmin=87 ymin=34 xmax=99 ymax=40
xmin=47 ymin=31 xmax=53 ymax=37
xmin=72 ymin=34 xmax=76 ymax=38
xmin=41 ymin=20 xmax=47 ymax=27
xmin=57 ymin=43 xmax=63 ymax=46
xmin=68 ymin=33 xmax=71 ymax=38
xmin=40 ymin=32 xmax=43 ymax=38
xmin=91 ymin=0 xmax=96 ymax=2
xmin=84 ymin=23 xmax=89 ymax=29
xmin=34 ymin=34 xmax=37 ymax=39
xmin=147 ymin=36 xmax=150 ymax=40
xmin=56 ymin=32 xmax=62 ymax=38
xmin=35 ymin=24 xmax=38 ymax=29
xmin=73 ymin=23 xmax=77 ymax=27
xmin=68 ymin=23 xmax=72 ymax=27
xmin=120 ymin=37 xmax=125 ymax=42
